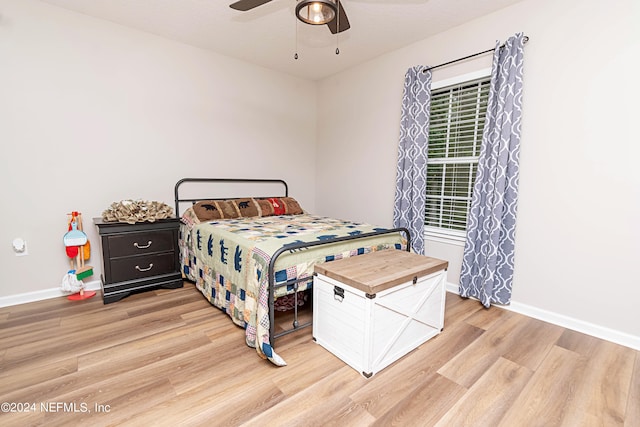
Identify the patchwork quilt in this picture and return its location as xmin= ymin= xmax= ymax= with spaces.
xmin=179 ymin=214 xmax=406 ymax=365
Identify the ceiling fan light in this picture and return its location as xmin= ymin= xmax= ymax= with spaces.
xmin=296 ymin=0 xmax=337 ymax=26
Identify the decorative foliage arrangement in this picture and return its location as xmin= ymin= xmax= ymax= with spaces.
xmin=102 ymin=200 xmax=174 ymax=224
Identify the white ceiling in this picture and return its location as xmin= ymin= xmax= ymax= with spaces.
xmin=39 ymin=0 xmax=524 ymax=80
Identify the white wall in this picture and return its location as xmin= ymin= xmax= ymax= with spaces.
xmin=316 ymin=0 xmax=640 ymax=342
xmin=0 ymin=0 xmax=317 ymax=299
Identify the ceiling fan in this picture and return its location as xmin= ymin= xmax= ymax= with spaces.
xmin=229 ymin=0 xmax=351 ymax=34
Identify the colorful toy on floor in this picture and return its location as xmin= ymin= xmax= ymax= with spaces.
xmin=62 ymin=211 xmax=95 ymax=300
xmin=59 ymin=270 xmax=93 ymax=300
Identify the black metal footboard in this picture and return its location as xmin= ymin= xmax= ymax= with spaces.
xmin=267 ymin=227 xmax=412 ymax=345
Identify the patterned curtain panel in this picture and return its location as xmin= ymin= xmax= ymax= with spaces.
xmin=459 ymin=33 xmax=525 ymax=307
xmin=393 ymin=66 xmax=432 ymax=255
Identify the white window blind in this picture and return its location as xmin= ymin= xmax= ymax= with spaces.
xmin=425 ymin=77 xmax=490 ymax=237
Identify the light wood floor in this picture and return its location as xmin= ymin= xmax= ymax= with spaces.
xmin=1 ymin=283 xmax=638 ymax=427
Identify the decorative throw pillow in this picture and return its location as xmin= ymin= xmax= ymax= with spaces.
xmin=281 ymin=197 xmax=303 ymax=215
xmin=216 ymin=200 xmax=240 ymax=219
xmin=193 ymin=201 xmax=223 ymax=221
xmin=267 ymin=198 xmax=286 ymax=215
xmin=254 ymin=198 xmax=275 ymax=217
xmin=193 ymin=197 xmax=304 ymax=220
xmin=256 ymin=197 xmax=304 ymax=216
xmin=231 ymin=198 xmax=260 ymax=218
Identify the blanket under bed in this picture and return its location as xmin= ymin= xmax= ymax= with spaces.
xmin=179 ymin=214 xmax=406 ymax=365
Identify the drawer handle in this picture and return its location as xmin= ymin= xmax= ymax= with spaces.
xmin=134 ymin=241 xmax=152 ymax=249
xmin=135 ymin=263 xmax=154 ymax=272
xmin=334 ymin=286 xmax=344 ymax=302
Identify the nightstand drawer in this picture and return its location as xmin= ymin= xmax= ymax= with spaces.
xmin=109 ymin=252 xmax=176 ymax=282
xmin=107 ymin=230 xmax=175 ymax=257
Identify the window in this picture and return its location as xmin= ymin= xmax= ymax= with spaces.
xmin=425 ymin=74 xmax=491 ymax=242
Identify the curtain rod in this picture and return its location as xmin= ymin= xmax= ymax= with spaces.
xmin=423 ymin=35 xmax=529 ymax=73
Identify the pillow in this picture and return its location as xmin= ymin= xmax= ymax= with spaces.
xmin=231 ymin=198 xmax=260 ymax=218
xmin=256 ymin=197 xmax=304 ymax=216
xmin=192 ymin=200 xmax=241 ymax=221
xmin=192 ymin=201 xmax=224 ymax=221
xmin=254 ymin=198 xmax=276 ymax=216
xmin=280 ymin=197 xmax=304 ymax=215
xmin=190 ymin=197 xmax=304 ymax=221
xmin=217 ymin=200 xmax=240 ymax=219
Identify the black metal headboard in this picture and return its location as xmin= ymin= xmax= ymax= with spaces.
xmin=174 ymin=178 xmax=289 ymax=216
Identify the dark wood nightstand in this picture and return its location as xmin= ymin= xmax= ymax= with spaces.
xmin=94 ymin=217 xmax=183 ymax=304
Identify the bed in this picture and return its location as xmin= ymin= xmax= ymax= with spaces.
xmin=175 ymin=178 xmax=411 ymax=365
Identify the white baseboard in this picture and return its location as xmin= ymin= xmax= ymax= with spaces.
xmin=446 ymin=282 xmax=461 ymax=295
xmin=446 ymin=283 xmax=640 ymax=351
xmin=0 ymin=280 xmax=102 ymax=308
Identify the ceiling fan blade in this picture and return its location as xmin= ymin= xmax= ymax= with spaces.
xmin=327 ymin=1 xmax=350 ymax=34
xmin=229 ymin=0 xmax=273 ymax=12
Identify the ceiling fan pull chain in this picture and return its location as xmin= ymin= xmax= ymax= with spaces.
xmin=294 ymin=2 xmax=299 ymax=60
xmin=335 ymin=0 xmax=340 ymax=55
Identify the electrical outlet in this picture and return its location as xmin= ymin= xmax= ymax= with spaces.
xmin=13 ymin=238 xmax=28 ymax=256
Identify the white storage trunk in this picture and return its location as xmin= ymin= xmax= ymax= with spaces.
xmin=313 ymin=250 xmax=448 ymax=378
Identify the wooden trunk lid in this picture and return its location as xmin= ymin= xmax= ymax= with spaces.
xmin=314 ymin=250 xmax=448 ymax=295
